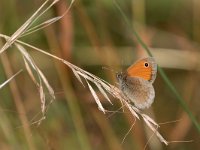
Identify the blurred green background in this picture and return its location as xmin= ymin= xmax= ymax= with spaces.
xmin=0 ymin=0 xmax=200 ymax=149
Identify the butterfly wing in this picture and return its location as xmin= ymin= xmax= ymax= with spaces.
xmin=122 ymin=76 xmax=155 ymax=109
xmin=127 ymin=57 xmax=157 ymax=83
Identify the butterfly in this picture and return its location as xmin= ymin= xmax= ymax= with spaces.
xmin=116 ymin=57 xmax=157 ymax=109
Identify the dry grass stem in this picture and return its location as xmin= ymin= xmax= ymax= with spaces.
xmin=0 ymin=0 xmax=50 ymax=54
xmin=0 ymin=0 xmax=74 ymax=123
xmin=21 ymin=0 xmax=75 ymax=37
xmin=0 ymin=33 xmax=168 ymax=144
xmin=0 ymin=0 xmax=168 ymax=145
xmin=0 ymin=70 xmax=22 ymax=89
xmin=87 ymin=80 xmax=106 ymax=113
xmin=0 ymin=0 xmax=75 ymax=54
xmin=0 ymin=0 xmax=73 ymax=124
xmin=16 ymin=43 xmax=55 ymax=116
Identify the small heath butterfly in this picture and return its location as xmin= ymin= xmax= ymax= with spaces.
xmin=116 ymin=57 xmax=157 ymax=109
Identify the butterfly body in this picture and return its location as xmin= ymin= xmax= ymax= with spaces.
xmin=116 ymin=57 xmax=157 ymax=109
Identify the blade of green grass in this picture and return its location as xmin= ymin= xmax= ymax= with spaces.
xmin=114 ymin=0 xmax=200 ymax=132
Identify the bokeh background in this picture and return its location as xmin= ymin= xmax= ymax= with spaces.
xmin=0 ymin=0 xmax=200 ymax=149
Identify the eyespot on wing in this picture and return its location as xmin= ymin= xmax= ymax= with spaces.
xmin=127 ymin=57 xmax=157 ymax=83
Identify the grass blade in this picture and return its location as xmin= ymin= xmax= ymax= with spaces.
xmin=95 ymin=82 xmax=113 ymax=105
xmin=0 ymin=70 xmax=22 ymax=89
xmin=87 ymin=81 xmax=106 ymax=113
xmin=72 ymin=68 xmax=85 ymax=87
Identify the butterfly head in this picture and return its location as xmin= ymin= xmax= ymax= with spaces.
xmin=116 ymin=72 xmax=126 ymax=82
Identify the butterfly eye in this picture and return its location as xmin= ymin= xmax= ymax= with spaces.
xmin=144 ymin=62 xmax=149 ymax=67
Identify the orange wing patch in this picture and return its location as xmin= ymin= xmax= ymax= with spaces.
xmin=127 ymin=59 xmax=152 ymax=81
